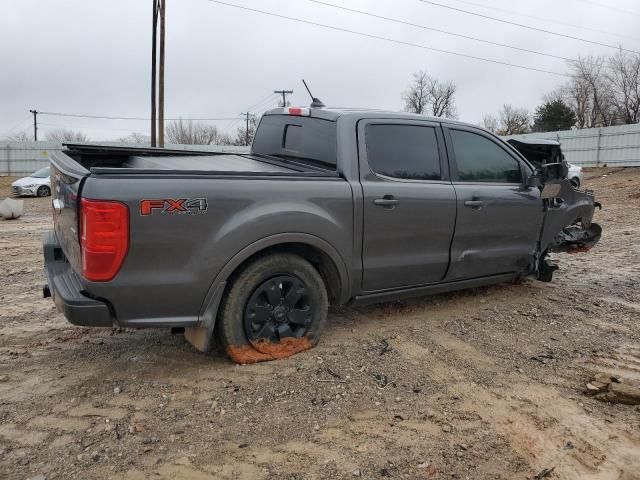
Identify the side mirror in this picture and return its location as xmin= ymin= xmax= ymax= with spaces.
xmin=525 ymin=173 xmax=543 ymax=188
xmin=540 ymin=162 xmax=569 ymax=184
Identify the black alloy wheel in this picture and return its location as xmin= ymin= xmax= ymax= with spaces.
xmin=243 ymin=275 xmax=313 ymax=343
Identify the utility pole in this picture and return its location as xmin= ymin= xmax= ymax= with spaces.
xmin=151 ymin=0 xmax=158 ymax=147
xmin=150 ymin=0 xmax=165 ymax=147
xmin=274 ymin=89 xmax=293 ymax=108
xmin=158 ymin=0 xmax=166 ymax=148
xmin=240 ymin=112 xmax=254 ymax=146
xmin=29 ymin=109 xmax=38 ymax=141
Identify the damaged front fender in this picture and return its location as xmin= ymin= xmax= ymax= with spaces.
xmin=539 ymin=179 xmax=602 ymax=255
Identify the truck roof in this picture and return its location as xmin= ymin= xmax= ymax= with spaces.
xmin=504 ymin=137 xmax=561 ymax=146
xmin=263 ymin=107 xmax=477 ymax=128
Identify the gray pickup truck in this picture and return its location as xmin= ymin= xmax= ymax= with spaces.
xmin=43 ymin=107 xmax=601 ymax=363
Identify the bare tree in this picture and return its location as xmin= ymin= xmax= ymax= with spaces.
xmin=403 ymin=71 xmax=430 ymax=114
xmin=234 ymin=115 xmax=258 ymax=146
xmin=118 ymin=132 xmax=150 ymax=145
xmin=497 ymin=104 xmax=531 ymax=135
xmin=45 ymin=129 xmax=89 ymax=143
xmin=564 ymin=75 xmax=591 ymax=129
xmin=568 ymin=56 xmax=617 ymax=128
xmin=480 ymin=114 xmax=500 ymax=133
xmin=165 ymin=119 xmax=222 ymax=145
xmin=7 ymin=131 xmax=31 ymax=142
xmin=216 ymin=132 xmax=235 ymax=146
xmin=402 ymin=71 xmax=457 ymax=118
xmin=607 ymin=50 xmax=640 ymax=124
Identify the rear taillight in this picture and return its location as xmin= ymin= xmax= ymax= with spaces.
xmin=80 ymin=198 xmax=129 ymax=282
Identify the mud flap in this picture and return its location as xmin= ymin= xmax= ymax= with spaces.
xmin=184 ymin=326 xmax=212 ymax=353
xmin=184 ymin=281 xmax=227 ymax=353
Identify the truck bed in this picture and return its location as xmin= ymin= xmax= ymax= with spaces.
xmin=55 ymin=143 xmax=338 ymax=177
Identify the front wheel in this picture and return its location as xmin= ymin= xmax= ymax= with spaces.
xmin=215 ymin=253 xmax=328 ymax=364
xmin=37 ymin=185 xmax=51 ymax=197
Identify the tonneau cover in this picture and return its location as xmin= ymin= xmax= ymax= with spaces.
xmin=124 ymin=154 xmax=296 ymax=173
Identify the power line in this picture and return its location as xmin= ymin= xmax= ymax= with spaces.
xmin=415 ymin=0 xmax=640 ymax=55
xmin=573 ymin=0 xmax=640 ymax=17
xmin=207 ymin=0 xmax=570 ymax=77
xmin=447 ymin=0 xmax=640 ymax=43
xmin=244 ymin=93 xmax=279 ymax=112
xmin=38 ymin=111 xmax=240 ymax=121
xmin=246 ymin=95 xmax=279 ymax=113
xmin=304 ymin=0 xmax=571 ymax=61
xmin=38 ymin=122 xmax=148 ymax=134
xmin=2 ymin=115 xmax=32 ymax=136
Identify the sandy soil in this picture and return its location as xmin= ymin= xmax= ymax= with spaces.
xmin=0 ymin=170 xmax=639 ymax=480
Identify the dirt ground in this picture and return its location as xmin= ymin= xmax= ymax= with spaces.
xmin=0 ymin=169 xmax=639 ymax=480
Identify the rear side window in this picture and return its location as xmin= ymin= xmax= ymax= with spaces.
xmin=365 ymin=124 xmax=441 ymax=180
xmin=252 ymin=115 xmax=337 ymax=167
xmin=450 ymin=130 xmax=522 ymax=183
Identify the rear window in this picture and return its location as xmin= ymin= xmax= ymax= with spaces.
xmin=252 ymin=115 xmax=337 ymax=167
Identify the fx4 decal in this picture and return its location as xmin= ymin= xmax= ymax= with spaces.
xmin=140 ymin=198 xmax=208 ymax=216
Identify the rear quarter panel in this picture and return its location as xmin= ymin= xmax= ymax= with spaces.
xmin=79 ymin=175 xmax=354 ymax=326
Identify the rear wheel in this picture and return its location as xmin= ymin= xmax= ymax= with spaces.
xmin=216 ymin=253 xmax=328 ymax=364
xmin=37 ymin=185 xmax=51 ymax=197
xmin=570 ymin=177 xmax=581 ymax=189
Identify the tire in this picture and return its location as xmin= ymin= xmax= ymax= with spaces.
xmin=37 ymin=185 xmax=51 ymax=197
xmin=570 ymin=177 xmax=580 ymax=189
xmin=216 ymin=253 xmax=328 ymax=364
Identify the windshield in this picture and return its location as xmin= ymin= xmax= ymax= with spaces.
xmin=30 ymin=167 xmax=51 ymax=178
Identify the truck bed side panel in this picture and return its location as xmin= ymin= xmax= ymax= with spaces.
xmin=78 ymin=176 xmax=354 ymax=326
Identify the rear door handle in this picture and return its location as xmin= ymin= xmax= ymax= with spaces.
xmin=464 ymin=200 xmax=485 ymax=209
xmin=374 ymin=196 xmax=399 ymax=207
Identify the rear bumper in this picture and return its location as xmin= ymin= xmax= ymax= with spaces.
xmin=43 ymin=231 xmax=113 ymax=327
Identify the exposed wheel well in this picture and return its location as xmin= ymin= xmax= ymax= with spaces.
xmin=225 ymin=243 xmax=343 ymax=304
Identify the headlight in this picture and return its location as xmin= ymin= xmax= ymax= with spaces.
xmin=21 ymin=184 xmax=36 ymax=188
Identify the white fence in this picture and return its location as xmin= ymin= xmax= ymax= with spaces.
xmin=505 ymin=123 xmax=640 ymax=167
xmin=0 ymin=142 xmax=251 ymax=176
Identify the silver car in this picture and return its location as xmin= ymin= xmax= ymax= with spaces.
xmin=11 ymin=167 xmax=51 ymax=197
xmin=568 ymin=163 xmax=584 ymax=189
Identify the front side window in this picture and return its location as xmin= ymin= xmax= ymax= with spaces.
xmin=365 ymin=124 xmax=441 ymax=180
xmin=450 ymin=130 xmax=521 ymax=183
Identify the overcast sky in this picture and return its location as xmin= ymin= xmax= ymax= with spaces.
xmin=1 ymin=0 xmax=639 ymax=140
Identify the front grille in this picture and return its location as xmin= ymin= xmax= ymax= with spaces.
xmin=10 ymin=186 xmax=21 ymax=196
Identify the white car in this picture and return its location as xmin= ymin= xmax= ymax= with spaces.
xmin=568 ymin=163 xmax=584 ymax=189
xmin=11 ymin=166 xmax=52 ymax=197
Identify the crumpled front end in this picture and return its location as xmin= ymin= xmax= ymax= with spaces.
xmin=551 ymin=222 xmax=602 ymax=254
xmin=536 ymin=179 xmax=602 ymax=281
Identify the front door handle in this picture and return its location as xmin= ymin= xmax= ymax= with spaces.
xmin=464 ymin=200 xmax=485 ymax=209
xmin=374 ymin=196 xmax=399 ymax=208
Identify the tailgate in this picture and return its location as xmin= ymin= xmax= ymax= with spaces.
xmin=50 ymin=151 xmax=90 ymax=274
